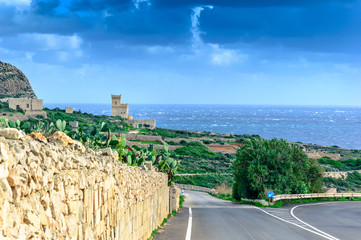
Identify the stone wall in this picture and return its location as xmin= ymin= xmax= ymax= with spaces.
xmin=304 ymin=150 xmax=341 ymax=160
xmin=128 ymin=119 xmax=156 ymax=129
xmin=0 ymin=128 xmax=170 ymax=240
xmin=124 ymin=134 xmax=163 ymax=142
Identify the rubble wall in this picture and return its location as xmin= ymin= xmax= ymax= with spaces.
xmin=0 ymin=128 xmax=169 ymax=240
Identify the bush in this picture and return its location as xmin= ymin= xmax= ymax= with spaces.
xmin=324 ymin=171 xmax=361 ymax=192
xmin=175 ymin=141 xmax=216 ymax=159
xmin=318 ymin=157 xmax=361 ymax=171
xmin=233 ymin=138 xmax=323 ymax=200
xmin=175 ymin=174 xmax=234 ymax=189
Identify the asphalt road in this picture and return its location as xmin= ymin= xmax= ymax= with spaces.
xmin=154 ymin=191 xmax=361 ymax=240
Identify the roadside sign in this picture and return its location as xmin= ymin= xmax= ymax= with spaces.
xmin=267 ymin=192 xmax=274 ymax=198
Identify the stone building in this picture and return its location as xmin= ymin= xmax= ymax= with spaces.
xmin=111 ymin=94 xmax=156 ymax=129
xmin=8 ymin=98 xmax=47 ymax=117
xmin=128 ymin=119 xmax=156 ymax=129
xmin=111 ymin=95 xmax=129 ymax=118
xmin=65 ymin=107 xmax=73 ymax=114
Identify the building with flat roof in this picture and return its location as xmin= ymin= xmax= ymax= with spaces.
xmin=111 ymin=94 xmax=155 ymax=129
xmin=111 ymin=95 xmax=129 ymax=118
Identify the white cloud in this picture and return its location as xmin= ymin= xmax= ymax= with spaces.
xmin=0 ymin=0 xmax=31 ymax=5
xmin=23 ymin=33 xmax=83 ymax=51
xmin=191 ymin=5 xmax=213 ymax=49
xmin=147 ymin=45 xmax=174 ymax=54
xmin=188 ymin=6 xmax=247 ymax=66
xmin=0 ymin=0 xmax=31 ymax=10
xmin=210 ymin=44 xmax=248 ymax=66
xmin=133 ymin=0 xmax=151 ymax=9
xmin=103 ymin=9 xmax=113 ymax=18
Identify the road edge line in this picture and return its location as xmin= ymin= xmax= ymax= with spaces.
xmin=185 ymin=208 xmax=192 ymax=240
xmin=256 ymin=207 xmax=338 ymax=240
xmin=290 ymin=204 xmax=339 ymax=240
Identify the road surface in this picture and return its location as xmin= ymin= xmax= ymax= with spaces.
xmin=154 ymin=190 xmax=361 ymax=240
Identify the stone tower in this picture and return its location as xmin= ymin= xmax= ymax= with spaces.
xmin=111 ymin=94 xmax=129 ymax=118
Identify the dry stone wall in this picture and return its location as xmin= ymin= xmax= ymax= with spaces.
xmin=0 ymin=128 xmax=169 ymax=240
xmin=124 ymin=134 xmax=163 ymax=143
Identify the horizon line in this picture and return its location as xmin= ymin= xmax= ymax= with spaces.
xmin=44 ymin=103 xmax=361 ymax=108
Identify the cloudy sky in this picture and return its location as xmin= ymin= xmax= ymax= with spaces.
xmin=0 ymin=0 xmax=360 ymax=105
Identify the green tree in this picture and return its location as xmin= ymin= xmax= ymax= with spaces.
xmin=232 ymin=138 xmax=323 ymax=200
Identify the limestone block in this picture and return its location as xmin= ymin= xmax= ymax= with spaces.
xmin=0 ymin=128 xmax=25 ymax=140
xmin=50 ymin=192 xmax=66 ymax=219
xmin=24 ymin=211 xmax=41 ymax=229
xmin=66 ymin=214 xmax=78 ymax=238
xmin=71 ymin=140 xmax=85 ymax=153
xmin=96 ymin=147 xmax=112 ymax=156
xmin=0 ymin=178 xmax=12 ymax=202
xmin=48 ymin=131 xmax=73 ymax=147
xmin=27 ymin=132 xmax=47 ymax=143
xmin=0 ymin=162 xmax=9 ymax=179
xmin=83 ymin=223 xmax=95 ymax=240
xmin=29 ymin=140 xmax=40 ymax=155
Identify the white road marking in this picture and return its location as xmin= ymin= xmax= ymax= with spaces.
xmin=256 ymin=205 xmax=340 ymax=240
xmin=290 ymin=203 xmax=339 ymax=240
xmin=185 ymin=208 xmax=192 ymax=240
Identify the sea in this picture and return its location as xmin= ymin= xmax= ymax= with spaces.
xmin=44 ymin=104 xmax=361 ymax=150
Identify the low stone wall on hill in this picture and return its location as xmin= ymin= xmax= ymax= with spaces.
xmin=124 ymin=134 xmax=163 ymax=143
xmin=126 ymin=139 xmax=180 ymax=151
xmin=0 ymin=128 xmax=170 ymax=240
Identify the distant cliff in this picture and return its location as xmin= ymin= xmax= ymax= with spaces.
xmin=0 ymin=61 xmax=37 ymax=99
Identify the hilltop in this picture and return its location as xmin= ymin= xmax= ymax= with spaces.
xmin=0 ymin=61 xmax=37 ymax=99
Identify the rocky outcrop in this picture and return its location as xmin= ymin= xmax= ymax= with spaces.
xmin=0 ymin=129 xmax=169 ymax=239
xmin=0 ymin=61 xmax=37 ymax=99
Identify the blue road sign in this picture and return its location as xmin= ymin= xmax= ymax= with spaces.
xmin=267 ymin=192 xmax=274 ymax=198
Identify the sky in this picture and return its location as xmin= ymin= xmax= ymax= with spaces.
xmin=0 ymin=0 xmax=360 ymax=105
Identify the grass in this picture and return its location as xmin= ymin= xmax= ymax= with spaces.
xmin=130 ymin=140 xmax=163 ymax=145
xmin=175 ymin=174 xmax=234 ymax=189
xmin=318 ymin=157 xmax=361 ymax=171
xmin=179 ymin=195 xmax=184 ymax=208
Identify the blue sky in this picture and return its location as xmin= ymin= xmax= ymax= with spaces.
xmin=0 ymin=0 xmax=360 ymax=105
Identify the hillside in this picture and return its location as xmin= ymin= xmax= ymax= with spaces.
xmin=0 ymin=61 xmax=37 ymax=99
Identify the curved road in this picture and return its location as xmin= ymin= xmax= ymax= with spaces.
xmin=154 ymin=191 xmax=361 ymax=240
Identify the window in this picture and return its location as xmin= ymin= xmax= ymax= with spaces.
xmin=16 ymin=105 xmax=20 ymax=110
xmin=27 ymin=104 xmax=30 ymax=108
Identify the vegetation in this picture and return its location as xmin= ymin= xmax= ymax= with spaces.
xmin=323 ymin=171 xmax=361 ymax=192
xmin=233 ymin=138 xmax=323 ymax=200
xmin=318 ymin=157 xmax=361 ymax=171
xmin=130 ymin=140 xmax=163 ymax=145
xmin=173 ymin=142 xmax=233 ymax=174
xmin=304 ymin=143 xmax=361 ymax=160
xmin=0 ymin=106 xmax=180 ymax=186
xmin=174 ymin=173 xmax=233 ymax=189
xmin=175 ymin=141 xmax=216 ymax=159
xmin=0 ymin=101 xmax=16 ymax=112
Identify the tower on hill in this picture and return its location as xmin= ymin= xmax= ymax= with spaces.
xmin=111 ymin=94 xmax=129 ymax=118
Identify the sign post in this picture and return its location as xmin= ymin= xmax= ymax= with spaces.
xmin=267 ymin=191 xmax=274 ymax=204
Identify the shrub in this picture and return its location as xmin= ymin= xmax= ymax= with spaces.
xmin=175 ymin=141 xmax=216 ymax=159
xmin=318 ymin=157 xmax=361 ymax=171
xmin=233 ymin=138 xmax=323 ymax=200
